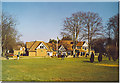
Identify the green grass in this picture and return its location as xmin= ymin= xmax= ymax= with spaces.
xmin=2 ymin=56 xmax=119 ymax=82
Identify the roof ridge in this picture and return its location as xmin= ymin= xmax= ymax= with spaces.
xmin=30 ymin=41 xmax=41 ymax=51
xmin=43 ymin=42 xmax=53 ymax=52
xmin=29 ymin=41 xmax=36 ymax=50
xmin=35 ymin=41 xmax=42 ymax=49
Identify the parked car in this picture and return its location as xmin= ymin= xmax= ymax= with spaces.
xmin=6 ymin=53 xmax=14 ymax=57
xmin=23 ymin=54 xmax=27 ymax=56
xmin=58 ymin=55 xmax=62 ymax=58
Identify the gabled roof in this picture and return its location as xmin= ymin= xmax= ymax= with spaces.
xmin=58 ymin=40 xmax=73 ymax=51
xmin=66 ymin=45 xmax=73 ymax=51
xmin=29 ymin=41 xmax=41 ymax=51
xmin=82 ymin=42 xmax=88 ymax=47
xmin=58 ymin=41 xmax=85 ymax=51
xmin=43 ymin=42 xmax=53 ymax=52
xmin=46 ymin=43 xmax=57 ymax=51
xmin=14 ymin=45 xmax=23 ymax=50
xmin=59 ymin=40 xmax=73 ymax=45
xmin=26 ymin=41 xmax=53 ymax=52
xmin=77 ymin=42 xmax=84 ymax=46
xmin=14 ymin=43 xmax=25 ymax=50
xmin=26 ymin=41 xmax=34 ymax=49
xmin=59 ymin=45 xmax=66 ymax=52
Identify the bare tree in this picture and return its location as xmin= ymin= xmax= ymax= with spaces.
xmin=61 ymin=12 xmax=84 ymax=57
xmin=80 ymin=12 xmax=103 ymax=54
xmin=107 ymin=14 xmax=119 ymax=47
xmin=1 ymin=13 xmax=21 ymax=56
xmin=61 ymin=11 xmax=103 ymax=56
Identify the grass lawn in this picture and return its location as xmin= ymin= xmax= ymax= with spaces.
xmin=2 ymin=56 xmax=119 ymax=82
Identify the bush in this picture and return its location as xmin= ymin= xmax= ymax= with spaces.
xmin=106 ymin=45 xmax=118 ymax=61
xmin=90 ymin=52 xmax=94 ymax=63
xmin=98 ymin=54 xmax=102 ymax=62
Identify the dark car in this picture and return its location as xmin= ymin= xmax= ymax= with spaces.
xmin=7 ymin=53 xmax=14 ymax=57
xmin=20 ymin=53 xmax=26 ymax=56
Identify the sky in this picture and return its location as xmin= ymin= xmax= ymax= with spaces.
xmin=2 ymin=2 xmax=119 ymax=43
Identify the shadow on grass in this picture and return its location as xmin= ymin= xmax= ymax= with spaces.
xmin=83 ymin=61 xmax=99 ymax=63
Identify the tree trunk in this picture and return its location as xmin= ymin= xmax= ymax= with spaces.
xmin=2 ymin=49 xmax=6 ymax=57
xmin=108 ymin=56 xmax=111 ymax=61
xmin=0 ymin=37 xmax=2 ymax=57
xmin=73 ymin=48 xmax=75 ymax=57
xmin=56 ymin=40 xmax=58 ymax=56
xmin=88 ymin=24 xmax=90 ymax=55
xmin=116 ymin=42 xmax=118 ymax=48
xmin=73 ymin=40 xmax=75 ymax=56
xmin=89 ymin=45 xmax=91 ymax=55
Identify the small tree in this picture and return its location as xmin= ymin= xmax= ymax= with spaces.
xmin=91 ymin=38 xmax=107 ymax=54
xmin=105 ymin=14 xmax=119 ymax=61
xmin=107 ymin=14 xmax=118 ymax=47
xmin=80 ymin=12 xmax=104 ymax=55
xmin=106 ymin=45 xmax=118 ymax=61
xmin=1 ymin=13 xmax=21 ymax=56
xmin=98 ymin=53 xmax=102 ymax=62
xmin=90 ymin=52 xmax=94 ymax=63
xmin=49 ymin=39 xmax=57 ymax=44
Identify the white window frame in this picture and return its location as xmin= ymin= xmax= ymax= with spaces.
xmin=36 ymin=43 xmax=47 ymax=49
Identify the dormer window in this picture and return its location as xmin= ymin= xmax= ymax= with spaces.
xmin=40 ymin=46 xmax=44 ymax=49
xmin=36 ymin=43 xmax=47 ymax=49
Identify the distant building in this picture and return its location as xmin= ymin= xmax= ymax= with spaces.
xmin=25 ymin=39 xmax=94 ymax=57
xmin=26 ymin=41 xmax=53 ymax=56
xmin=57 ymin=39 xmax=94 ymax=56
xmin=13 ymin=43 xmax=25 ymax=56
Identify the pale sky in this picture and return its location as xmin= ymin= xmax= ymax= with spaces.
xmin=2 ymin=2 xmax=119 ymax=43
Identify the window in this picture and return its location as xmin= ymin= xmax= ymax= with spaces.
xmin=83 ymin=52 xmax=85 ymax=55
xmin=47 ymin=53 xmax=50 ymax=56
xmin=58 ymin=52 xmax=61 ymax=55
xmin=77 ymin=46 xmax=81 ymax=49
xmin=67 ymin=52 xmax=71 ymax=55
xmin=81 ymin=52 xmax=82 ymax=56
xmin=84 ymin=47 xmax=88 ymax=50
xmin=82 ymin=47 xmax=84 ymax=49
xmin=59 ymin=46 xmax=65 ymax=51
xmin=40 ymin=46 xmax=44 ymax=49
xmin=61 ymin=48 xmax=65 ymax=51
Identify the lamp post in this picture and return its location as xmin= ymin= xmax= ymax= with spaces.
xmin=57 ymin=37 xmax=59 ymax=56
